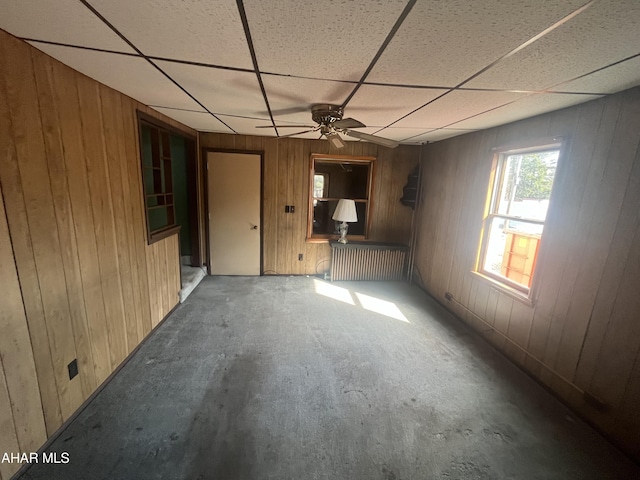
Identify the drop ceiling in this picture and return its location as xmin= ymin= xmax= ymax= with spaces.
xmin=2 ymin=0 xmax=639 ymax=144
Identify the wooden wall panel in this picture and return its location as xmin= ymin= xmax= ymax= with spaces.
xmin=121 ymin=97 xmax=154 ymax=338
xmin=412 ymin=86 xmax=640 ymax=461
xmin=0 ymin=183 xmax=47 ymax=480
xmin=3 ymin=36 xmax=85 ymax=421
xmin=0 ymin=36 xmax=63 ymax=435
xmin=0 ymin=30 xmax=187 ymax=459
xmin=100 ymin=84 xmax=140 ymax=355
xmin=32 ymin=52 xmax=97 ymax=401
xmin=199 ymin=134 xmax=420 ymax=275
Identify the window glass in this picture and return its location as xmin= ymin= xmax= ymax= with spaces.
xmin=478 ymin=145 xmax=560 ymax=293
xmin=496 ymin=151 xmax=558 ymax=221
xmin=139 ymin=121 xmax=176 ymax=241
xmin=308 ymin=155 xmax=374 ymax=240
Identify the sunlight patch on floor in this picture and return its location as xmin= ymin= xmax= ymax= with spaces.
xmin=354 ymin=292 xmax=409 ymax=323
xmin=314 ymin=279 xmax=355 ymax=305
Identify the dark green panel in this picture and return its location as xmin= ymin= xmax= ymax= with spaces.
xmin=171 ymin=134 xmax=191 ymax=256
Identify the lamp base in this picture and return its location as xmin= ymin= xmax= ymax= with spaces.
xmin=338 ymin=221 xmax=349 ymax=244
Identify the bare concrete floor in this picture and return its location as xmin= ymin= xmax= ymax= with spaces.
xmin=18 ymin=276 xmax=640 ymax=479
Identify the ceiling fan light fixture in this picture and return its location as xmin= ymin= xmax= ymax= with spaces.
xmin=326 ymin=132 xmax=346 ymax=149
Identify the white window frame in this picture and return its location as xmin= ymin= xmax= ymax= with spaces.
xmin=476 ymin=138 xmax=564 ymax=302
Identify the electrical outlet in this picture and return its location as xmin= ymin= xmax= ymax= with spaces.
xmin=68 ymin=359 xmax=78 ymax=380
xmin=284 ymin=205 xmax=290 ymax=213
xmin=298 ymin=253 xmax=303 ymax=261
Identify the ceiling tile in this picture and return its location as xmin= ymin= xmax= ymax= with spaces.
xmin=243 ymin=0 xmax=408 ymax=81
xmin=346 ymin=85 xmax=448 ymax=128
xmin=29 ymin=43 xmax=202 ymax=111
xmin=1 ymin=0 xmax=135 ymax=53
xmin=150 ymin=108 xmax=229 ymax=132
xmin=393 ymin=90 xmax=526 ymax=129
xmin=550 ymin=56 xmax=640 ymax=94
xmin=156 ymin=60 xmax=266 ymax=117
xmin=451 ymin=93 xmax=602 ymax=130
xmin=90 ymin=0 xmax=252 ymax=68
xmin=466 ymin=0 xmax=640 ymax=91
xmin=261 ymin=76 xmax=356 ymax=125
xmin=368 ymin=0 xmax=587 ymax=87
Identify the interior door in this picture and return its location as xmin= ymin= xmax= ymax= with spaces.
xmin=207 ymin=152 xmax=261 ymax=275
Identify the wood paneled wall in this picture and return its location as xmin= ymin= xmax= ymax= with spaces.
xmin=199 ymin=133 xmax=420 ymax=275
xmin=0 ymin=31 xmax=184 ymax=478
xmin=413 ymin=86 xmax=640 ymax=461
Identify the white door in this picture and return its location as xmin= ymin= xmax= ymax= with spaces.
xmin=207 ymin=152 xmax=261 ymax=275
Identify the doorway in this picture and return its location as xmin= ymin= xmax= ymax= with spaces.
xmin=206 ymin=151 xmax=262 ymax=275
xmin=137 ymin=112 xmax=203 ymax=302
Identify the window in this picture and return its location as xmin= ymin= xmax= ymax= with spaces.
xmin=307 ymin=154 xmax=375 ymax=241
xmin=138 ymin=113 xmax=187 ymax=243
xmin=314 ymin=173 xmax=329 ymax=198
xmin=477 ymin=142 xmax=561 ymax=296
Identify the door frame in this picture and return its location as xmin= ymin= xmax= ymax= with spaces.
xmin=202 ymin=148 xmax=264 ymax=275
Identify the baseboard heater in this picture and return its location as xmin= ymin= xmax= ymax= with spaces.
xmin=330 ymin=241 xmax=409 ymax=281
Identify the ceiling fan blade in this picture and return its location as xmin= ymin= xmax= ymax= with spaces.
xmin=344 ymin=129 xmax=399 ymax=148
xmin=332 ymin=117 xmax=365 ymax=129
xmin=278 ymin=128 xmax=318 ymax=138
xmin=256 ymin=124 xmax=315 ymax=129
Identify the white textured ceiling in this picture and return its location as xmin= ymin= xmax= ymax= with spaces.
xmin=3 ymin=0 xmax=640 ymax=144
xmin=367 ymin=0 xmax=588 ymax=86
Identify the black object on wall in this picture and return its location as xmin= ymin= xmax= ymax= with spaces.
xmin=400 ymin=165 xmax=420 ymax=210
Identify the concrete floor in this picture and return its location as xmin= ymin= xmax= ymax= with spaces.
xmin=18 ymin=276 xmax=640 ymax=479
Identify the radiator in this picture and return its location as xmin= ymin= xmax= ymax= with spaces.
xmin=330 ymin=243 xmax=408 ymax=281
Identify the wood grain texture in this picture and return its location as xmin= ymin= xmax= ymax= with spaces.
xmin=5 ymin=37 xmax=85 ymax=421
xmin=0 ymin=31 xmax=187 ymax=452
xmin=199 ymin=134 xmax=419 ymax=275
xmin=0 ymin=35 xmax=63 ymax=435
xmin=0 ymin=356 xmax=20 ymax=480
xmin=412 ymin=87 xmax=640 ymax=461
xmin=0 ymin=182 xmax=47 ymax=460
xmin=32 ymin=50 xmax=98 ymax=401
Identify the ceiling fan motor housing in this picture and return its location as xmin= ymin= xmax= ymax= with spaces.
xmin=311 ymin=104 xmax=344 ymax=125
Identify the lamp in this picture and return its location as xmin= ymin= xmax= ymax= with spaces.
xmin=332 ymin=199 xmax=358 ymax=244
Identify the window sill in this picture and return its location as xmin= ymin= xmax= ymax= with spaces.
xmin=471 ymin=271 xmax=534 ymax=307
xmin=306 ymin=235 xmax=366 ymax=244
xmin=148 ymin=225 xmax=181 ymax=245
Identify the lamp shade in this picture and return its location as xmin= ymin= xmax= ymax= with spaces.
xmin=332 ymin=199 xmax=358 ymax=222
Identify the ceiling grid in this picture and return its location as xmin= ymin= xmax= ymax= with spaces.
xmin=1 ymin=0 xmax=639 ymax=144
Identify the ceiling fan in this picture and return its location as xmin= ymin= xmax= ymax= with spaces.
xmin=256 ymin=104 xmax=399 ymax=149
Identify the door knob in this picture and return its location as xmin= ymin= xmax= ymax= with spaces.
xmin=251 ymin=225 xmax=258 ymax=230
